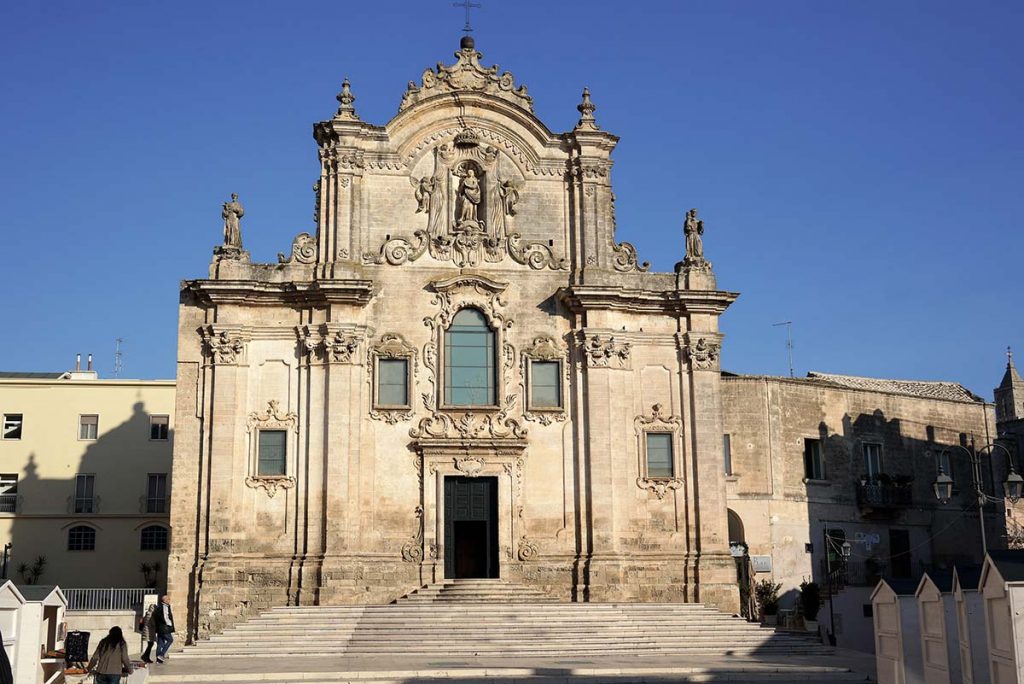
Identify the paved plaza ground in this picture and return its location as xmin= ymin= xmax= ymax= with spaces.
xmin=142 ymin=648 xmax=876 ymax=683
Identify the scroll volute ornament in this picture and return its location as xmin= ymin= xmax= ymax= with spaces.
xmin=201 ymin=326 xmax=247 ymax=365
xmin=634 ymin=403 xmax=684 ymax=500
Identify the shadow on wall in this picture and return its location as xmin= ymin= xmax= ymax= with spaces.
xmin=6 ymin=401 xmax=173 ymax=592
xmin=801 ymin=408 xmax=1009 ymax=649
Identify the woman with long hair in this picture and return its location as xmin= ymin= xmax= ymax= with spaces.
xmin=87 ymin=626 xmax=132 ymax=683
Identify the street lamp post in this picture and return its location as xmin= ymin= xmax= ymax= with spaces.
xmin=932 ymin=441 xmax=1023 ymax=555
xmin=823 ymin=530 xmax=852 ymax=646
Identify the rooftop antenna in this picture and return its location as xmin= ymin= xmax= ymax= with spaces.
xmin=772 ymin=321 xmax=794 ymax=378
xmin=114 ymin=338 xmax=125 ymax=378
xmin=453 ymin=0 xmax=481 ymax=34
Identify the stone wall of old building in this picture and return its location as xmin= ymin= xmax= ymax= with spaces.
xmin=168 ymin=37 xmax=739 ymax=640
xmin=722 ymin=373 xmax=1002 ymax=606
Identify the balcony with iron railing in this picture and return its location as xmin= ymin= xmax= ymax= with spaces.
xmin=68 ymin=496 xmax=101 ymax=514
xmin=0 ymin=494 xmax=17 ymax=514
xmin=856 ymin=474 xmax=913 ymax=514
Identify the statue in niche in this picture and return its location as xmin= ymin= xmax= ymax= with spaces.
xmin=456 ymin=167 xmax=482 ymax=229
xmin=221 ymin=193 xmax=245 ymax=248
xmin=411 ymin=176 xmax=436 ymax=213
xmin=683 ymin=207 xmax=705 ymax=264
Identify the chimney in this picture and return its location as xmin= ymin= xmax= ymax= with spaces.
xmin=87 ymin=354 xmax=93 ymax=371
xmin=75 ymin=354 xmax=81 ymax=371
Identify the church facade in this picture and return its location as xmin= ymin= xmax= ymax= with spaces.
xmin=168 ymin=37 xmax=740 ymax=638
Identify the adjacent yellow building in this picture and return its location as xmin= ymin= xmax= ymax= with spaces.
xmin=0 ymin=363 xmax=174 ymax=589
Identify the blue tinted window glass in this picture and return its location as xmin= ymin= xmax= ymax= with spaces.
xmin=444 ymin=309 xmax=496 ymax=406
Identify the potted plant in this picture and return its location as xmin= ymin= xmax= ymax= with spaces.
xmin=800 ymin=580 xmax=821 ymax=633
xmin=754 ymin=578 xmax=781 ymax=626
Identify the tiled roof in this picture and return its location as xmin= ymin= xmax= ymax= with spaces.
xmin=806 ymin=372 xmax=982 ymax=403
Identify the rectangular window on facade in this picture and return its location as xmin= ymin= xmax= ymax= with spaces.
xmin=79 ymin=414 xmax=99 ymax=440
xmin=376 ymin=358 xmax=410 ymax=407
xmin=257 ymin=430 xmax=287 ymax=477
xmin=646 ymin=432 xmax=674 ymax=478
xmin=140 ymin=525 xmax=168 ymax=551
xmin=146 ymin=473 xmax=168 ymax=513
xmin=2 ymin=414 xmax=22 ymax=440
xmin=863 ymin=443 xmax=883 ymax=477
xmin=804 ymin=438 xmax=825 ymax=480
xmin=68 ymin=525 xmax=96 ymax=551
xmin=150 ymin=415 xmax=169 ymax=441
xmin=0 ymin=475 xmax=16 ymax=513
xmin=723 ymin=434 xmax=733 ymax=476
xmin=530 ymin=360 xmax=561 ymax=409
xmin=74 ymin=474 xmax=95 ymax=513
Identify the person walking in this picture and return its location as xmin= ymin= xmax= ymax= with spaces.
xmin=152 ymin=593 xmax=175 ymax=663
xmin=86 ymin=626 xmax=132 ymax=684
xmin=139 ymin=601 xmax=157 ymax=663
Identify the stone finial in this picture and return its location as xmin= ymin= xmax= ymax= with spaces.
xmin=335 ymin=78 xmax=359 ymax=120
xmin=575 ymin=87 xmax=599 ymax=131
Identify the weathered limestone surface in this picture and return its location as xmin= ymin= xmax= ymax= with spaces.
xmin=168 ymin=37 xmax=739 ymax=640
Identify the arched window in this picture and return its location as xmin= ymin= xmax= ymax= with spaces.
xmin=444 ymin=309 xmax=496 ymax=406
xmin=140 ymin=525 xmax=168 ymax=551
xmin=68 ymin=525 xmax=96 ymax=551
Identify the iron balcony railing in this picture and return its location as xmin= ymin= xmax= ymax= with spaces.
xmin=0 ymin=495 xmax=16 ymax=513
xmin=856 ymin=481 xmax=912 ymax=509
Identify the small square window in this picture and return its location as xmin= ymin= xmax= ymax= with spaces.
xmin=257 ymin=430 xmax=287 ymax=477
xmin=530 ymin=361 xmax=561 ymax=409
xmin=150 ymin=415 xmax=169 ymax=441
xmin=2 ymin=414 xmax=22 ymax=440
xmin=804 ymin=438 xmax=825 ymax=480
xmin=377 ymin=359 xmax=410 ymax=407
xmin=79 ymin=415 xmax=99 ymax=440
xmin=68 ymin=525 xmax=96 ymax=551
xmin=646 ymin=432 xmax=674 ymax=478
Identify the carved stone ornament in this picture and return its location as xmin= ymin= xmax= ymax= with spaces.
xmin=455 ymin=455 xmax=485 ymax=477
xmin=411 ymin=275 xmax=528 ymax=442
xmin=244 ymin=476 xmax=295 ymax=498
xmin=522 ymin=336 xmax=568 ymax=426
xmin=201 ymin=327 xmax=247 ymax=365
xmin=326 ymin=331 xmax=360 ymax=364
xmin=368 ymin=333 xmax=417 ymax=425
xmin=518 ymin=535 xmax=539 ymax=561
xmin=581 ymin=334 xmax=631 ymax=369
xmin=634 ymin=403 xmax=684 ymax=500
xmin=362 ymin=133 xmax=565 ymax=271
xmin=399 ymin=38 xmax=533 ymax=113
xmin=245 ymin=400 xmax=298 ymax=498
xmin=636 ymin=477 xmax=683 ymax=500
xmin=686 ymin=337 xmax=721 ymax=371
xmin=277 ymin=232 xmax=317 ymax=264
xmin=401 ymin=505 xmax=425 ymax=562
xmin=611 ymin=241 xmax=651 ymax=273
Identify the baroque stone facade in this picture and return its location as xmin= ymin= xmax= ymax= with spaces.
xmin=168 ymin=37 xmax=738 ymax=639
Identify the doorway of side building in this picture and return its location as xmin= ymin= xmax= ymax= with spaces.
xmin=444 ymin=476 xmax=499 ymax=579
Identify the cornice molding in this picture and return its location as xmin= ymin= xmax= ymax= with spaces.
xmin=557 ymin=285 xmax=738 ymax=315
xmin=185 ymin=279 xmax=373 ymax=307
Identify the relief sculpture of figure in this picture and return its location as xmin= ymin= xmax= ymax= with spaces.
xmin=410 ymin=176 xmax=436 ymax=213
xmin=683 ymin=207 xmax=704 ymax=263
xmin=222 ymin=193 xmax=245 ymax=248
xmin=457 ymin=168 xmax=481 ymax=225
xmin=498 ymin=179 xmax=522 ymax=216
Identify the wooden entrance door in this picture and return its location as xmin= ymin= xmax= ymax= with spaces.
xmin=444 ymin=476 xmax=499 ymax=579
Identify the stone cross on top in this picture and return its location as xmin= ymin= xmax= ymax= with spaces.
xmin=453 ymin=0 xmax=481 ymax=34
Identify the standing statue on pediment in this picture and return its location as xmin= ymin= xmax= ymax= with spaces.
xmin=683 ymin=208 xmax=704 ymax=264
xmin=222 ymin=193 xmax=245 ymax=248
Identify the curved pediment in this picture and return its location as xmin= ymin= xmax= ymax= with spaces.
xmin=429 ymin=273 xmax=509 ymax=295
xmin=400 ymin=37 xmax=533 ymax=114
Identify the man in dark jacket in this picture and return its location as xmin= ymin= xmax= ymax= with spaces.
xmin=152 ymin=594 xmax=175 ymax=664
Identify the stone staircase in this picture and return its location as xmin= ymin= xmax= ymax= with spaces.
xmin=156 ymin=580 xmax=867 ymax=682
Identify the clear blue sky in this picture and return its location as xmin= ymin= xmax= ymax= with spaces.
xmin=1 ymin=1 xmax=1020 ymax=398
